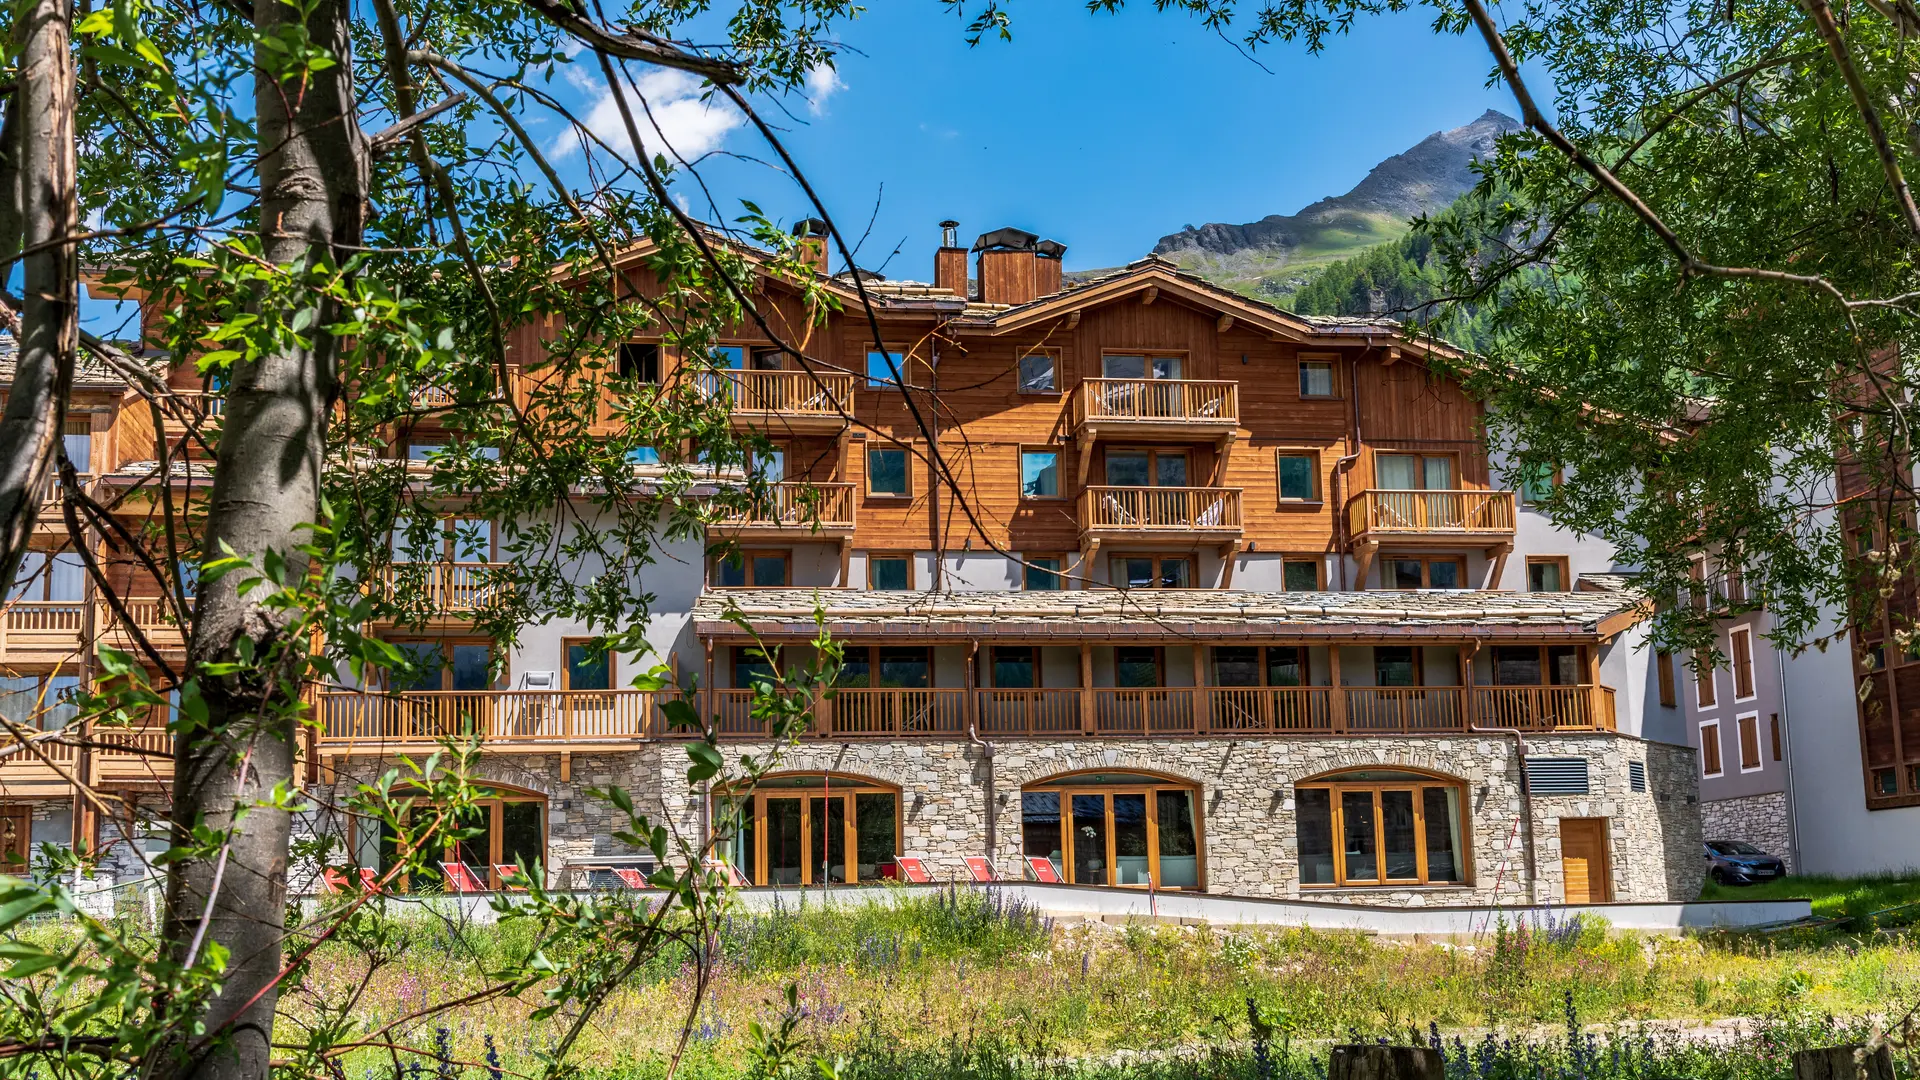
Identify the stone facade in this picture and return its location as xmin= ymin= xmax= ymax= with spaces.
xmin=1701 ymin=790 xmax=1794 ymax=871
xmin=308 ymin=730 xmax=1704 ymax=905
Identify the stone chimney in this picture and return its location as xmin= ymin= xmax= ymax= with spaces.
xmin=934 ymin=219 xmax=968 ymax=297
xmin=793 ymin=218 xmax=829 ymax=275
xmin=1367 ymin=287 xmax=1387 ymax=314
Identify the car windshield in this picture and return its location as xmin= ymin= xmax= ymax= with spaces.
xmin=1709 ymin=841 xmax=1765 ymax=856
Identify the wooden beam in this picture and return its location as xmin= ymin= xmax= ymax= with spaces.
xmin=1486 ymin=542 xmax=1513 ymax=590
xmin=1080 ymin=643 xmax=1095 ymax=734
xmin=1353 ymin=540 xmax=1379 ymax=591
xmin=1141 ymin=286 xmax=1159 ymax=306
xmin=1220 ymin=540 xmax=1244 ymax=589
xmin=1383 ymin=345 xmax=1402 ymax=367
xmin=1216 ymin=313 xmax=1234 ymax=333
xmin=1065 ymin=310 xmax=1081 ymax=330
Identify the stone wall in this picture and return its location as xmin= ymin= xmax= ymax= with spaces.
xmin=311 ymin=731 xmax=1703 ymax=905
xmin=1701 ymin=790 xmax=1793 ymax=871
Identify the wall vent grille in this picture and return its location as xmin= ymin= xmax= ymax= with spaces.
xmin=1527 ymin=757 xmax=1591 ymax=795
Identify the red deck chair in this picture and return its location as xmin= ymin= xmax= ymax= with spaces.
xmin=358 ymin=868 xmax=383 ymax=892
xmin=495 ymin=864 xmax=531 ymax=891
xmin=963 ymin=856 xmax=997 ymax=883
xmin=703 ymin=858 xmax=749 ymax=887
xmin=441 ymin=861 xmax=488 ymax=893
xmin=892 ymin=856 xmax=931 ymax=883
xmin=1025 ymin=856 xmax=1063 ymax=884
xmin=319 ymin=867 xmax=351 ymax=894
xmin=612 ymin=867 xmax=649 ymax=889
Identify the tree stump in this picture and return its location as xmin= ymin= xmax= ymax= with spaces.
xmin=1328 ymin=1045 xmax=1446 ymax=1080
xmin=1793 ymin=1045 xmax=1896 ymax=1080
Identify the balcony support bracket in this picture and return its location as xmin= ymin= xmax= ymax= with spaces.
xmin=559 ymin=751 xmax=572 ymax=783
xmin=1353 ymin=539 xmax=1379 ymax=590
xmin=1487 ymin=542 xmax=1513 ymax=590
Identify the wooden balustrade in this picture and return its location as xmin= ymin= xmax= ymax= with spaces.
xmin=1080 ymin=486 xmax=1243 ymax=533
xmin=0 ymin=599 xmax=185 ymax=661
xmin=1344 ymin=687 xmax=1469 ymax=733
xmin=975 ymin=689 xmax=1082 ymax=736
xmin=1092 ymin=688 xmax=1198 ymax=735
xmin=1204 ymin=687 xmax=1334 ymax=734
xmin=1346 ymin=489 xmax=1516 ymax=537
xmin=1076 ymin=379 xmax=1239 ymax=426
xmin=375 ymin=562 xmax=510 ymax=612
xmin=1473 ymin=685 xmax=1610 ymax=730
xmin=713 ymin=482 xmax=855 ymax=529
xmin=699 ymin=369 xmax=855 ymax=417
xmin=827 ymin=688 xmax=967 ymax=735
xmin=316 ymin=690 xmax=657 ymax=745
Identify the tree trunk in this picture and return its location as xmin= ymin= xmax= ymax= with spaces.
xmin=160 ymin=0 xmax=365 ymax=1074
xmin=0 ymin=0 xmax=77 ymax=595
xmin=1328 ymin=1046 xmax=1446 ymax=1080
xmin=1794 ymin=1046 xmax=1896 ymax=1080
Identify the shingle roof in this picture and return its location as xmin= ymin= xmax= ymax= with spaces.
xmin=0 ymin=331 xmax=141 ymax=389
xmin=693 ymin=579 xmax=1646 ymax=641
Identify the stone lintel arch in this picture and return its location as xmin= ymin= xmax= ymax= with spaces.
xmin=1010 ymin=756 xmax=1204 ymax=791
xmin=1295 ymin=762 xmax=1470 ymax=788
xmin=717 ymin=769 xmax=903 ymax=795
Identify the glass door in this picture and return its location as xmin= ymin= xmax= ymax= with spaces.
xmin=809 ymin=795 xmax=849 ymax=883
xmin=765 ymin=796 xmax=804 ymax=885
xmin=1112 ymin=793 xmax=1151 ymax=885
xmin=1070 ymin=794 xmax=1108 ymax=884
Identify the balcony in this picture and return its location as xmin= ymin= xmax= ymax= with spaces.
xmin=709 ymin=482 xmax=856 ymax=540
xmin=309 ymin=683 xmax=1615 ymax=753
xmin=1073 ymin=379 xmax=1239 ymax=439
xmin=1079 ymin=486 xmax=1243 ymax=544
xmin=1346 ymin=489 xmax=1516 ymax=545
xmin=698 ymin=369 xmax=855 ymax=434
xmin=0 ymin=721 xmax=172 ymax=792
xmin=0 ymin=599 xmax=187 ymax=664
xmin=371 ymin=562 xmax=512 ymax=619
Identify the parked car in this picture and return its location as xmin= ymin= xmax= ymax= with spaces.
xmin=1704 ymin=840 xmax=1787 ymax=885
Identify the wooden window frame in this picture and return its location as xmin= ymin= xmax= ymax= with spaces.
xmin=1296 ymin=354 xmax=1342 ymax=400
xmin=748 ymin=442 xmax=788 ymax=483
xmin=1112 ymin=645 xmax=1167 ymax=687
xmin=1022 ymin=554 xmax=1067 ymax=591
xmin=731 ymin=644 xmax=780 ymax=689
xmin=864 ymin=345 xmax=913 ymax=390
xmin=561 ymin=637 xmax=615 ymax=692
xmin=1736 ymin=711 xmax=1763 ymax=773
xmin=1488 ymin=644 xmax=1588 ymax=687
xmin=1274 ymin=448 xmax=1323 ymax=503
xmin=385 ymin=636 xmax=500 ymax=692
xmin=1381 ymin=555 xmax=1466 ymax=591
xmin=1694 ymin=648 xmax=1718 ymax=709
xmin=1023 ymin=772 xmax=1207 ymax=891
xmin=393 ymin=516 xmax=496 ymax=564
xmin=1700 ymin=719 xmax=1724 ymax=777
xmin=712 ymin=773 xmax=905 ymax=887
xmin=866 ymin=552 xmax=915 ymax=591
xmin=1209 ymin=644 xmax=1313 ymax=687
xmin=1016 ymin=347 xmax=1061 ymax=396
xmin=1295 ymin=771 xmax=1473 ymax=888
xmin=1656 ymin=651 xmax=1677 ymax=708
xmin=711 ymin=548 xmax=793 ymax=589
xmin=1280 ymin=557 xmax=1324 ymax=591
xmin=1518 ymin=463 xmax=1563 ymax=507
xmin=864 ymin=444 xmax=913 ymax=498
xmin=1109 ymin=553 xmax=1196 ymax=591
xmin=1372 ymin=644 xmax=1426 ymax=687
xmin=1018 ymin=445 xmax=1065 ymax=501
xmin=1102 ymin=446 xmax=1191 ymax=488
xmin=1526 ymin=555 xmax=1571 ymax=593
xmin=835 ymin=645 xmax=935 ymax=688
xmin=1099 ymin=350 xmax=1190 ymax=381
xmin=1372 ymin=450 xmax=1462 ymax=492
xmin=615 ymin=340 xmax=663 ymax=383
xmin=348 ymin=789 xmax=547 ymax=891
xmin=1730 ymin=624 xmax=1757 ymax=701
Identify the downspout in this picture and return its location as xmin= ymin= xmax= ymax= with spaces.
xmin=1470 ymin=720 xmax=1539 ymax=905
xmin=1774 ymin=640 xmax=1803 ymax=873
xmin=927 ymin=325 xmax=945 ymax=590
xmin=1332 ymin=354 xmax=1364 ymax=591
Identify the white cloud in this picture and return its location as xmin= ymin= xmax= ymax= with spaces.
xmin=554 ymin=67 xmax=744 ymax=162
xmin=803 ymin=64 xmax=844 ymax=116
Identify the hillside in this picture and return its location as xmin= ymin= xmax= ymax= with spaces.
xmin=1146 ymin=110 xmax=1519 ymax=299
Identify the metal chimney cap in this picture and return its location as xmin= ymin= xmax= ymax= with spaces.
xmin=971 ymin=226 xmax=1039 ymax=253
xmin=792 ymin=217 xmax=829 ymax=237
xmin=1035 ymin=239 xmax=1067 ymax=260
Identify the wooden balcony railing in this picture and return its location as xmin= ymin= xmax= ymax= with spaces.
xmin=697 ymin=369 xmax=855 ymax=417
xmin=0 ymin=599 xmax=187 ymax=660
xmin=0 ymin=717 xmax=172 ymax=784
xmin=711 ymin=482 xmax=855 ymax=531
xmin=308 ymin=682 xmax=1617 ymax=750
xmin=1080 ymin=486 xmax=1243 ymax=533
xmin=374 ymin=562 xmax=511 ymax=613
xmin=1075 ymin=379 xmax=1239 ymax=427
xmin=1346 ymin=489 xmax=1516 ymax=538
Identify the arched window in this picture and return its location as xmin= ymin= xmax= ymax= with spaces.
xmin=714 ymin=773 xmax=900 ymax=885
xmin=1295 ymin=769 xmax=1468 ymax=888
xmin=349 ymin=784 xmax=545 ymax=891
xmin=1022 ymin=771 xmax=1202 ymax=890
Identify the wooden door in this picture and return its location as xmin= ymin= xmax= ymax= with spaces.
xmin=1560 ymin=817 xmax=1612 ymax=903
xmin=0 ymin=806 xmax=31 ymax=873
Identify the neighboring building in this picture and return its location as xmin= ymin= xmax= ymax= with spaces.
xmin=1 ymin=223 xmax=1703 ymax=906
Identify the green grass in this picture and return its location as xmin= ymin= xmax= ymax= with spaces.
xmin=1698 ymin=872 xmax=1920 ymax=922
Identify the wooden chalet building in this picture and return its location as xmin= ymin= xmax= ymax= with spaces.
xmin=2 ymin=222 xmax=1703 ymax=907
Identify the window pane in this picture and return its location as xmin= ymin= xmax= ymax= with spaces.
xmin=993 ymin=646 xmax=1036 ymax=688
xmin=878 ymin=647 xmax=930 ymax=688
xmin=1070 ymin=794 xmax=1108 ymax=885
xmin=1022 ymin=792 xmax=1062 ymax=869
xmin=567 ymin=642 xmax=611 ymax=691
xmin=754 ymin=449 xmax=785 ymax=482
xmin=1021 ymin=451 xmax=1059 ymax=497
xmin=1104 ymin=451 xmax=1151 ymax=487
xmin=1390 ymin=559 xmax=1424 ymax=590
xmin=733 ymin=647 xmax=776 ymax=689
xmin=1548 ymin=645 xmax=1581 ymax=686
xmin=1375 ymin=646 xmax=1416 ymax=687
xmin=617 ymin=342 xmax=660 ymax=382
xmin=63 ymin=427 xmax=91 ymax=474
xmin=1155 ymin=790 xmax=1200 ymax=888
xmin=725 ymin=796 xmax=755 ymax=880
xmin=44 ymin=676 xmax=79 ymax=729
xmin=1382 ymin=790 xmax=1418 ymax=879
xmin=47 ymin=553 xmax=85 ymax=602
xmin=1213 ymin=646 xmax=1261 ymax=687
xmin=1521 ymin=464 xmax=1557 ymax=505
xmin=1115 ymin=647 xmax=1159 ymax=688
xmin=866 ymin=350 xmax=903 ymax=388
xmin=836 ymin=651 xmax=870 ymax=687
xmin=393 ymin=642 xmax=445 ymax=692
xmin=627 ymin=446 xmax=661 ymax=465
xmin=1018 ymin=353 xmax=1056 ymax=393
xmin=1376 ymin=454 xmax=1417 ymax=490
xmin=1024 ymin=557 xmax=1062 ymax=591
xmin=1117 ymin=557 xmax=1155 ymax=590
xmin=501 ymin=801 xmax=543 ymax=879
xmin=0 ymin=677 xmax=36 ymax=727
xmin=751 ymin=555 xmax=789 ymax=587
xmin=1283 ymin=561 xmax=1320 ymax=591
xmin=871 ymin=557 xmax=910 ymax=590
xmin=1299 ymin=362 xmax=1333 ymax=397
xmin=1102 ymin=355 xmax=1146 ymax=379
xmin=1427 ymin=560 xmax=1460 ymax=589
xmin=716 ymin=554 xmax=747 ymax=588
xmin=1529 ymin=561 xmax=1563 ymax=591
xmin=7 ymin=552 xmax=45 ymax=601
xmin=1278 ymin=456 xmax=1315 ymax=500
xmin=855 ymin=792 xmax=896 ymax=881
xmin=1494 ymin=646 xmax=1543 ymax=685
xmin=1298 ymin=788 xmax=1335 ymax=885
xmin=1150 ymin=356 xmax=1183 ymax=380
xmin=450 ymin=520 xmax=492 ymax=563
xmin=1341 ymin=791 xmax=1379 ymax=881
xmin=1155 ymin=454 xmax=1188 ymax=488
xmin=1421 ymin=456 xmax=1453 ymax=490
xmin=766 ymin=798 xmax=803 ymax=885
xmin=709 ymin=345 xmax=744 ymax=369
xmin=1266 ymin=647 xmax=1304 ymax=687
xmin=810 ymin=796 xmax=848 ymax=883
xmin=1112 ymin=793 xmax=1151 ymax=884
xmin=1423 ymin=787 xmax=1462 ymax=882
xmin=451 ymin=645 xmax=492 ymax=692
xmin=1159 ymin=558 xmax=1191 ymax=589
xmin=868 ymin=448 xmax=908 ymax=495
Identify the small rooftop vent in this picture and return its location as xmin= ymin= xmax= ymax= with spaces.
xmin=1035 ymin=239 xmax=1068 ymax=260
xmin=939 ymin=219 xmax=960 ymax=248
xmin=972 ymin=226 xmax=1038 ymax=253
xmin=792 ymin=217 xmax=828 ymax=237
